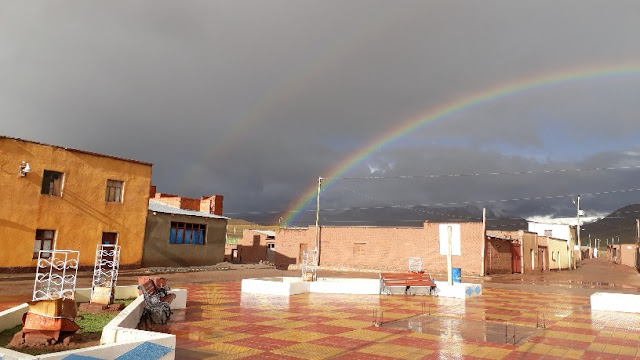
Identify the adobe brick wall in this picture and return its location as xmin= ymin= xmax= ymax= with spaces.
xmin=275 ymin=222 xmax=484 ymax=275
xmin=620 ymin=245 xmax=638 ymax=268
xmin=153 ymin=196 xmax=182 ymax=209
xmin=150 ymin=192 xmax=224 ymax=216
xmin=179 ymin=197 xmax=201 ymax=211
xmin=237 ymin=230 xmax=270 ymax=263
xmin=486 ymin=237 xmax=512 ymax=274
xmin=200 ymin=195 xmax=224 ymax=216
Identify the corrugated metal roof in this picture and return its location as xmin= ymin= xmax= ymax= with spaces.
xmin=149 ymin=200 xmax=228 ymax=219
xmin=250 ymin=229 xmax=276 ymax=237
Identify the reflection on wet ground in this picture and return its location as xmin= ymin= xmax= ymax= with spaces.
xmin=158 ymin=283 xmax=640 ymax=359
xmin=383 ymin=314 xmax=541 ymax=346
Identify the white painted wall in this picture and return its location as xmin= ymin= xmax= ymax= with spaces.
xmin=528 ymin=222 xmax=574 ymax=241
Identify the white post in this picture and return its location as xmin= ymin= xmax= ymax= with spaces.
xmin=576 ymin=195 xmax=582 ymax=261
xmin=314 ymin=177 xmax=322 ymax=275
xmin=447 ymin=225 xmax=453 ymax=286
xmin=481 ymin=208 xmax=486 ymax=276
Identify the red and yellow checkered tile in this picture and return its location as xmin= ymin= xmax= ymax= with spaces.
xmin=163 ymin=283 xmax=640 ymax=359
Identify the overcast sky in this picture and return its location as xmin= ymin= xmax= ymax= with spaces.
xmin=3 ymin=1 xmax=640 ymax=224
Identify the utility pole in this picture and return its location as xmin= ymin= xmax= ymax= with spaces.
xmin=314 ymin=177 xmax=323 ymax=261
xmin=447 ymin=226 xmax=453 ymax=286
xmin=481 ymin=208 xmax=486 ymax=276
xmin=575 ymin=195 xmax=582 ymax=261
xmin=577 ymin=195 xmax=581 ymax=260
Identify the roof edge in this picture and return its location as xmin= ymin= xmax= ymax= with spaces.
xmin=1 ymin=135 xmax=153 ymax=166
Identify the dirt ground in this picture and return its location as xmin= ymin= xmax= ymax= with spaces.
xmin=0 ymin=258 xmax=638 ymax=306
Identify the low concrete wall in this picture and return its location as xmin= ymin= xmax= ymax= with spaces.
xmin=591 ymin=292 xmax=640 ymax=313
xmin=241 ymin=278 xmax=309 ymax=296
xmin=241 ymin=277 xmax=482 ymax=299
xmin=434 ymin=281 xmax=482 ymax=300
xmin=310 ymin=278 xmax=380 ymax=294
xmin=0 ymin=303 xmax=28 ymax=333
xmin=0 ymin=285 xmax=187 ymax=360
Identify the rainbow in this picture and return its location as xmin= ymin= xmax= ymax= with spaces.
xmin=283 ymin=63 xmax=640 ymax=226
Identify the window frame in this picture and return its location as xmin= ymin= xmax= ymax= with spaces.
xmin=353 ymin=242 xmax=366 ymax=256
xmin=169 ymin=222 xmax=206 ymax=245
xmin=41 ymin=170 xmax=64 ymax=197
xmin=105 ymin=179 xmax=124 ymax=203
xmin=34 ymin=229 xmax=55 ymax=259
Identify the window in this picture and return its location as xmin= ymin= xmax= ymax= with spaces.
xmin=267 ymin=243 xmax=275 ymax=249
xmin=170 ymin=222 xmax=206 ymax=245
xmin=34 ymin=229 xmax=55 ymax=259
xmin=353 ymin=243 xmax=366 ymax=255
xmin=41 ymin=170 xmax=63 ymax=196
xmin=105 ymin=180 xmax=124 ymax=203
xmin=102 ymin=232 xmax=118 ymax=245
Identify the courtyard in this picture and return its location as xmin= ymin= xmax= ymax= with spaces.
xmin=2 ymin=259 xmax=640 ymax=359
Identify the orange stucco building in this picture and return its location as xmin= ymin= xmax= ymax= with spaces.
xmin=0 ymin=136 xmax=152 ymax=270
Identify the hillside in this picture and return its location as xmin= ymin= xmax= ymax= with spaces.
xmin=582 ymin=204 xmax=640 ymax=245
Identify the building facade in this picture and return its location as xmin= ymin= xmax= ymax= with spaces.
xmin=272 ymin=222 xmax=485 ymax=276
xmin=142 ymin=197 xmax=227 ymax=268
xmin=0 ymin=136 xmax=152 ymax=270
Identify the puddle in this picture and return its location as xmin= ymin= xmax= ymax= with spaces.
xmin=382 ymin=315 xmax=541 ymax=346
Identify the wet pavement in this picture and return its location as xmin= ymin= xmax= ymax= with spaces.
xmin=3 ymin=259 xmax=640 ymax=358
xmin=154 ymin=282 xmax=640 ymax=359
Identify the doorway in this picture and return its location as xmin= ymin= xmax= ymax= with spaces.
xmin=102 ymin=232 xmax=118 ymax=245
xmin=266 ymin=243 xmax=275 ymax=263
xmin=537 ymin=246 xmax=547 ymax=271
xmin=511 ymin=243 xmax=522 ymax=273
xmin=298 ymin=243 xmax=308 ymax=264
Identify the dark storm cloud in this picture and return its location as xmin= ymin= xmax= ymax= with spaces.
xmin=2 ymin=0 xmax=640 ymax=222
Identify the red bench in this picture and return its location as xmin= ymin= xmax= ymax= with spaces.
xmin=380 ymin=272 xmax=436 ymax=295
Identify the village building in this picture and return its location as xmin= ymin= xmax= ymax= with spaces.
xmin=235 ymin=229 xmax=276 ymax=264
xmin=0 ymin=136 xmax=152 ymax=271
xmin=142 ymin=188 xmax=227 ymax=267
xmin=232 ymin=219 xmax=581 ymax=276
xmin=606 ymin=243 xmax=639 ymax=269
xmin=236 ymin=222 xmax=486 ymax=275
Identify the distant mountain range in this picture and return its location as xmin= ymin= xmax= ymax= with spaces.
xmin=315 ymin=205 xmax=528 ymax=230
xmin=582 ymin=204 xmax=640 ymax=245
xmin=233 ymin=204 xmax=640 ymax=242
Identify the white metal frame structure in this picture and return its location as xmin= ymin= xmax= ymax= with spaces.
xmin=409 ymin=257 xmax=423 ymax=273
xmin=32 ymin=250 xmax=80 ymax=301
xmin=301 ymin=249 xmax=318 ymax=281
xmin=90 ymin=244 xmax=121 ymax=304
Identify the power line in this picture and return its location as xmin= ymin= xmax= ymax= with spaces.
xmin=224 ymin=187 xmax=640 ymax=218
xmin=311 ymin=187 xmax=640 ymax=213
xmin=326 ymin=164 xmax=640 ymax=181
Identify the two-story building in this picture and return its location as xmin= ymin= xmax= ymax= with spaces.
xmin=0 ymin=136 xmax=152 ymax=271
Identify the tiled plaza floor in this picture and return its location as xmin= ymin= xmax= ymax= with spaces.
xmin=160 ymin=283 xmax=640 ymax=359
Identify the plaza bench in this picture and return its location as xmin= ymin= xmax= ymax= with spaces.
xmin=138 ymin=278 xmax=176 ymax=325
xmin=380 ymin=272 xmax=437 ymax=295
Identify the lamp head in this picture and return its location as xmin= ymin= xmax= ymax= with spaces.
xmin=19 ymin=161 xmax=31 ymax=177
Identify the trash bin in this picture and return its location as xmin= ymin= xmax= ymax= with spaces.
xmin=452 ymin=268 xmax=461 ymax=283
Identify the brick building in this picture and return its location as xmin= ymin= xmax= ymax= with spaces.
xmin=236 ymin=229 xmax=276 ymax=264
xmin=267 ymin=222 xmax=486 ymax=276
xmin=485 ymin=235 xmax=514 ymax=274
xmin=149 ymin=185 xmax=223 ymax=216
xmin=607 ymin=244 xmax=639 ymax=268
xmin=142 ymin=188 xmax=227 ymax=267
